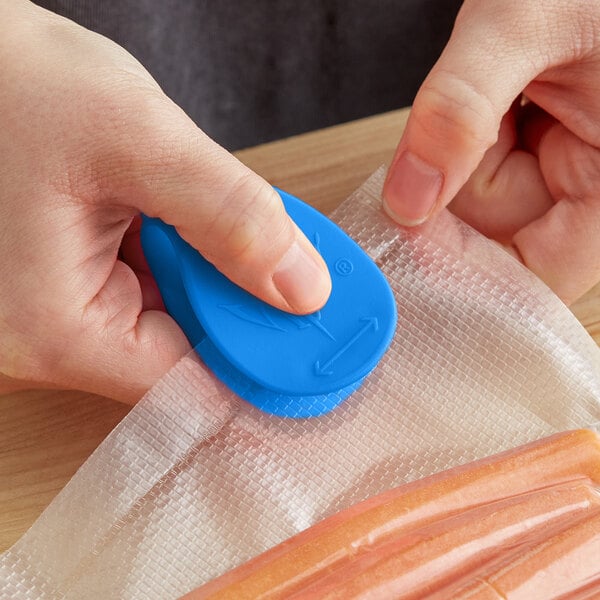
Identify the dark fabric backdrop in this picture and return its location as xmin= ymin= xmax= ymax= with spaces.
xmin=34 ymin=1 xmax=462 ymax=150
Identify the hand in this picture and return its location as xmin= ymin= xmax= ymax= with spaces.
xmin=383 ymin=0 xmax=600 ymax=305
xmin=0 ymin=1 xmax=330 ymax=402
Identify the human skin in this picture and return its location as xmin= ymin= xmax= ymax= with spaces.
xmin=2 ymin=0 xmax=599 ymax=402
xmin=0 ymin=0 xmax=330 ymax=402
xmin=384 ymin=0 xmax=600 ymax=306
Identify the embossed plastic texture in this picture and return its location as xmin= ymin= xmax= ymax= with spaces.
xmin=140 ymin=188 xmax=397 ymax=417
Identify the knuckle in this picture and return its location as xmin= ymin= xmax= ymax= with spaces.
xmin=415 ymin=72 xmax=499 ymax=152
xmin=212 ymin=173 xmax=290 ymax=267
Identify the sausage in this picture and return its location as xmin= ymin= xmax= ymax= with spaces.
xmin=438 ymin=509 xmax=600 ymax=600
xmin=182 ymin=429 xmax=600 ymax=600
xmin=289 ymin=482 xmax=600 ymax=599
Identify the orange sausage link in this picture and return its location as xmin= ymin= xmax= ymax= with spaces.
xmin=290 ymin=482 xmax=600 ymax=599
xmin=441 ymin=509 xmax=600 ymax=600
xmin=183 ymin=429 xmax=600 ymax=600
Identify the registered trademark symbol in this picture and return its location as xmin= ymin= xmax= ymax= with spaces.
xmin=334 ymin=258 xmax=354 ymax=276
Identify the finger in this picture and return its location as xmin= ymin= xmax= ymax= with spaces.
xmin=382 ymin=0 xmax=587 ymax=226
xmin=448 ymin=104 xmax=555 ymax=242
xmin=70 ymin=260 xmax=191 ymax=402
xmin=104 ymin=98 xmax=331 ymax=315
xmin=513 ymin=196 xmax=600 ymax=305
xmin=512 ymin=123 xmax=600 ymax=304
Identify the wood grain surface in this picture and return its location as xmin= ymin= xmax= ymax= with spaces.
xmin=1 ymin=108 xmax=599 ymax=552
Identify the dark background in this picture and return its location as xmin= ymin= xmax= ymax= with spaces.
xmin=35 ymin=1 xmax=462 ymax=150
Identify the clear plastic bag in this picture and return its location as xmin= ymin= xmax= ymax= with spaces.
xmin=184 ymin=428 xmax=600 ymax=599
xmin=2 ymin=168 xmax=600 ymax=600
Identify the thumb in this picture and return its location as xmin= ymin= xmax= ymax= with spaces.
xmin=110 ymin=102 xmax=331 ymax=315
xmin=382 ymin=0 xmax=578 ymax=225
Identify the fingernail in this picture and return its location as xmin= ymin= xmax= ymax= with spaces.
xmin=273 ymin=239 xmax=331 ymax=314
xmin=383 ymin=151 xmax=443 ymax=225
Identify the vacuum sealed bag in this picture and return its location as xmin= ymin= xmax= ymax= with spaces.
xmin=186 ymin=429 xmax=600 ymax=599
xmin=2 ymin=168 xmax=600 ymax=599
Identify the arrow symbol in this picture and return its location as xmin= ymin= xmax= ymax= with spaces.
xmin=315 ymin=317 xmax=379 ymax=376
xmin=219 ymin=304 xmax=286 ymax=332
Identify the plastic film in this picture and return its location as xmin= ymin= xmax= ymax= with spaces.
xmin=2 ymin=168 xmax=600 ymax=599
xmin=185 ymin=429 xmax=600 ymax=599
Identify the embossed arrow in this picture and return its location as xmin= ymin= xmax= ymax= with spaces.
xmin=315 ymin=316 xmax=379 ymax=376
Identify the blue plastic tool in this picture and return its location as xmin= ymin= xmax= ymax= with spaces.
xmin=141 ymin=188 xmax=396 ymax=417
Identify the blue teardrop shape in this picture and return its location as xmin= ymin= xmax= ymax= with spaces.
xmin=141 ymin=188 xmax=396 ymax=417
